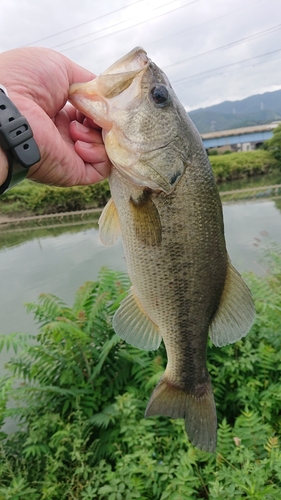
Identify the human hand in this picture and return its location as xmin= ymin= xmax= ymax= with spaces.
xmin=0 ymin=47 xmax=111 ymax=187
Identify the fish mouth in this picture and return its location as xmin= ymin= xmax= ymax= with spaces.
xmin=69 ymin=47 xmax=148 ymax=131
xmin=69 ymin=47 xmax=178 ymax=193
xmin=103 ymin=46 xmax=148 ymax=74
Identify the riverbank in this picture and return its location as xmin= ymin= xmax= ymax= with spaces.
xmin=0 ymin=149 xmax=279 ymax=218
xmin=210 ymin=149 xmax=278 ymax=181
xmin=0 ymin=180 xmax=111 ymax=219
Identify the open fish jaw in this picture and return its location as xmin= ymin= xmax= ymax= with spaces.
xmin=68 ymin=48 xmax=255 ymax=453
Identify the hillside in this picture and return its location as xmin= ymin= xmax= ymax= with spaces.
xmin=189 ymin=89 xmax=281 ymax=133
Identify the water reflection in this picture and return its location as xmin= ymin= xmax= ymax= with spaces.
xmin=0 ymin=212 xmax=100 ymax=251
xmin=223 ymin=199 xmax=281 ymax=274
xmin=0 ymin=226 xmax=126 ymax=334
xmin=275 ymin=197 xmax=281 ymax=213
xmin=217 ymin=170 xmax=281 ymax=192
xmin=1 ymin=197 xmax=281 ymax=343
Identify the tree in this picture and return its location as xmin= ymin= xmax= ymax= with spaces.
xmin=263 ymin=123 xmax=281 ymax=163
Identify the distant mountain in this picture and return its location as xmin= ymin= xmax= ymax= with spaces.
xmin=189 ymin=90 xmax=281 ymax=133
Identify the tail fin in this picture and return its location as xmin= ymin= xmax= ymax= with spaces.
xmin=145 ymin=377 xmax=217 ymax=452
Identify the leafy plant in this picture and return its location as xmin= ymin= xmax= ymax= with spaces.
xmin=210 ymin=150 xmax=278 ymax=182
xmin=263 ymin=124 xmax=281 ymax=163
xmin=0 ymin=256 xmax=281 ymax=498
xmin=0 ymin=179 xmax=110 ymax=216
xmin=0 ymin=149 xmax=280 ymax=218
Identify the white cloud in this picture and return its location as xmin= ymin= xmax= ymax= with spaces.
xmin=1 ymin=0 xmax=281 ymax=109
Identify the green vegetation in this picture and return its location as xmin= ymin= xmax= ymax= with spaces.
xmin=1 ymin=251 xmax=281 ymax=498
xmin=210 ymin=150 xmax=279 ymax=182
xmin=263 ymin=124 xmax=281 ymax=162
xmin=207 ymin=149 xmax=219 ymax=156
xmin=0 ymin=144 xmax=280 ymax=218
xmin=0 ymin=180 xmax=110 ymax=217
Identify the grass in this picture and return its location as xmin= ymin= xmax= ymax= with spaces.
xmin=0 ymin=150 xmax=279 ymax=218
xmin=0 ymin=180 xmax=110 ymax=217
xmin=210 ymin=150 xmax=278 ymax=182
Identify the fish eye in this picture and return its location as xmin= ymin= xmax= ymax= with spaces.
xmin=150 ymin=85 xmax=170 ymax=107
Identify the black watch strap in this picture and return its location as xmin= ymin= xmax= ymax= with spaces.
xmin=0 ymin=85 xmax=41 ymax=194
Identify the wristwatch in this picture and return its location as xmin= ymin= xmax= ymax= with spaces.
xmin=0 ymin=84 xmax=41 ymax=194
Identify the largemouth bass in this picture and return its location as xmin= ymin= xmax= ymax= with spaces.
xmin=69 ymin=47 xmax=255 ymax=452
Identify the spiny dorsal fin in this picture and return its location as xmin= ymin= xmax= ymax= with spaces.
xmin=210 ymin=258 xmax=255 ymax=347
xmin=113 ymin=287 xmax=162 ymax=350
xmin=98 ymin=198 xmax=121 ymax=247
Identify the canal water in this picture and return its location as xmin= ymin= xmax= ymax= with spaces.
xmin=1 ymin=177 xmax=281 ymax=436
xmin=1 ymin=196 xmax=281 ymax=346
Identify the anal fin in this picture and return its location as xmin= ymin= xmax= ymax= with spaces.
xmin=113 ymin=287 xmax=161 ymax=350
xmin=210 ymin=258 xmax=255 ymax=347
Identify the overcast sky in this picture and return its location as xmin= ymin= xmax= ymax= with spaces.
xmin=1 ymin=0 xmax=281 ymax=110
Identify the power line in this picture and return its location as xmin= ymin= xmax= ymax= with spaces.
xmin=23 ymin=0 xmax=144 ymax=47
xmin=163 ymin=23 xmax=281 ymax=70
xmin=23 ymin=0 xmax=264 ymax=59
xmin=144 ymin=0 xmax=265 ymax=51
xmin=22 ymin=0 xmax=277 ymax=93
xmin=22 ymin=0 xmax=270 ymax=89
xmin=172 ymin=48 xmax=281 ymax=85
xmin=51 ymin=0 xmax=201 ymax=52
xmin=176 ymin=52 xmax=281 ymax=91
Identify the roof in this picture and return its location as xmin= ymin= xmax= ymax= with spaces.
xmin=200 ymin=122 xmax=281 ymax=139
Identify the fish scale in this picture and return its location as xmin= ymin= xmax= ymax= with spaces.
xmin=109 ymin=162 xmax=224 ymax=424
xmin=69 ymin=46 xmax=255 ymax=452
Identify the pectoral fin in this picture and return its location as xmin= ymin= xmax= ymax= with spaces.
xmin=98 ymin=198 xmax=121 ymax=246
xmin=210 ymin=258 xmax=255 ymax=347
xmin=113 ymin=287 xmax=162 ymax=350
xmin=130 ymin=190 xmax=162 ymax=246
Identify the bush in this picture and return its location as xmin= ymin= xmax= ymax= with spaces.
xmin=0 ymin=256 xmax=281 ymax=498
xmin=263 ymin=124 xmax=281 ymax=163
xmin=210 ymin=150 xmax=279 ymax=182
xmin=0 ymin=180 xmax=110 ymax=216
xmin=1 ymin=148 xmax=280 ymax=218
